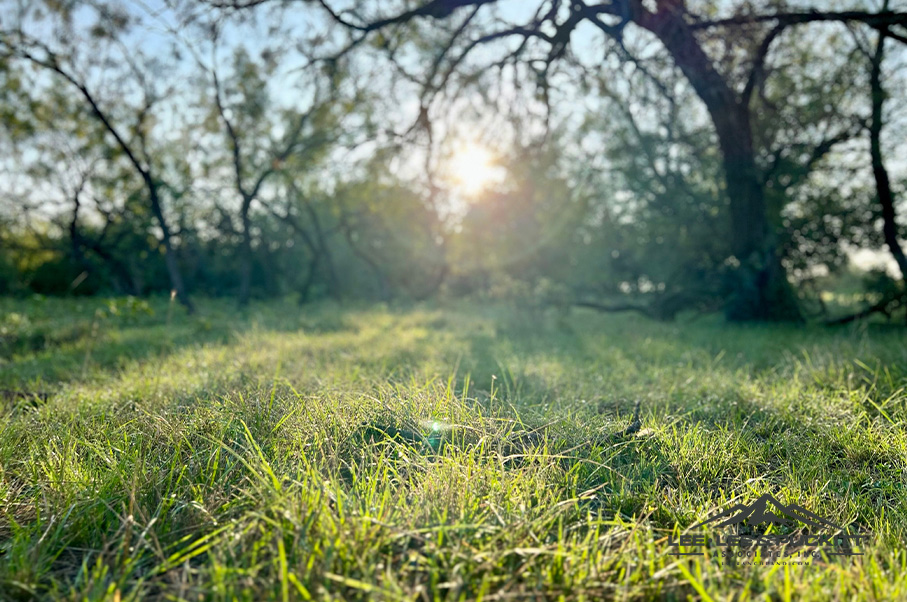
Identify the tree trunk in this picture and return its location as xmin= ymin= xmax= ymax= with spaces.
xmin=148 ymin=186 xmax=194 ymax=313
xmin=69 ymin=196 xmax=86 ymax=269
xmin=298 ymin=252 xmax=321 ymax=305
xmin=299 ymin=195 xmax=341 ymax=300
xmin=320 ymin=244 xmax=342 ymax=301
xmin=82 ymin=240 xmax=140 ymax=295
xmin=238 ymin=197 xmax=253 ymax=307
xmin=869 ymin=31 xmax=907 ymax=283
xmin=339 ymin=216 xmax=390 ymax=302
xmin=637 ymin=6 xmax=802 ymax=321
xmin=712 ymin=108 xmax=801 ymax=321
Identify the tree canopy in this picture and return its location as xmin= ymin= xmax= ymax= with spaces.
xmin=1 ymin=0 xmax=906 ymax=323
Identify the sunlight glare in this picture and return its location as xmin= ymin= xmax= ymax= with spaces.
xmin=447 ymin=143 xmax=502 ymax=196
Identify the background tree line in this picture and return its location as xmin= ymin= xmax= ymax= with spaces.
xmin=1 ymin=0 xmax=906 ymax=323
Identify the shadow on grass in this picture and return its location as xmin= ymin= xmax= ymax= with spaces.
xmin=0 ymin=297 xmax=356 ymax=398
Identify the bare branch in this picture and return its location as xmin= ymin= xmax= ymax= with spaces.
xmin=742 ymin=23 xmax=785 ymax=109
xmin=318 ymin=0 xmax=497 ymax=33
xmin=690 ymin=10 xmax=907 ymax=40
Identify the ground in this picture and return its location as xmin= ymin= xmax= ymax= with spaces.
xmin=1 ymin=296 xmax=906 ymax=601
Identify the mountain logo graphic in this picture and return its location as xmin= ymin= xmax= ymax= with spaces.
xmin=692 ymin=494 xmax=843 ymax=530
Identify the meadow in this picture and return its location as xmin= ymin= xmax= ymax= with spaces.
xmin=1 ymin=297 xmax=906 ymax=600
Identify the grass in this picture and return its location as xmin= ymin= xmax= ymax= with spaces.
xmin=1 ymin=295 xmax=906 ymax=600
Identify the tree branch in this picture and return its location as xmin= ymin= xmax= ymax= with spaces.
xmin=691 ymin=10 xmax=907 ymax=38
xmin=318 ymin=0 xmax=497 ymax=33
xmin=742 ymin=23 xmax=785 ymax=109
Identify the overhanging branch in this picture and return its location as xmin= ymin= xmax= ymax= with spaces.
xmin=691 ymin=10 xmax=907 ymax=44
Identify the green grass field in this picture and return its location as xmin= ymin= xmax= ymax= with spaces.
xmin=1 ymin=297 xmax=906 ymax=600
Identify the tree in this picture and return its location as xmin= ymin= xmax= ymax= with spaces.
xmin=0 ymin=1 xmax=196 ymax=311
xmin=867 ymin=26 xmax=907 ymax=284
xmin=268 ymin=176 xmax=342 ymax=304
xmin=822 ymin=2 xmax=907 ymax=323
xmin=202 ymin=47 xmax=341 ymax=305
xmin=287 ymin=0 xmax=907 ymax=321
xmin=332 ymin=155 xmax=448 ymax=302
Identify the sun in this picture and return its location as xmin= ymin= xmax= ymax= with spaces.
xmin=446 ymin=143 xmax=502 ymax=196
